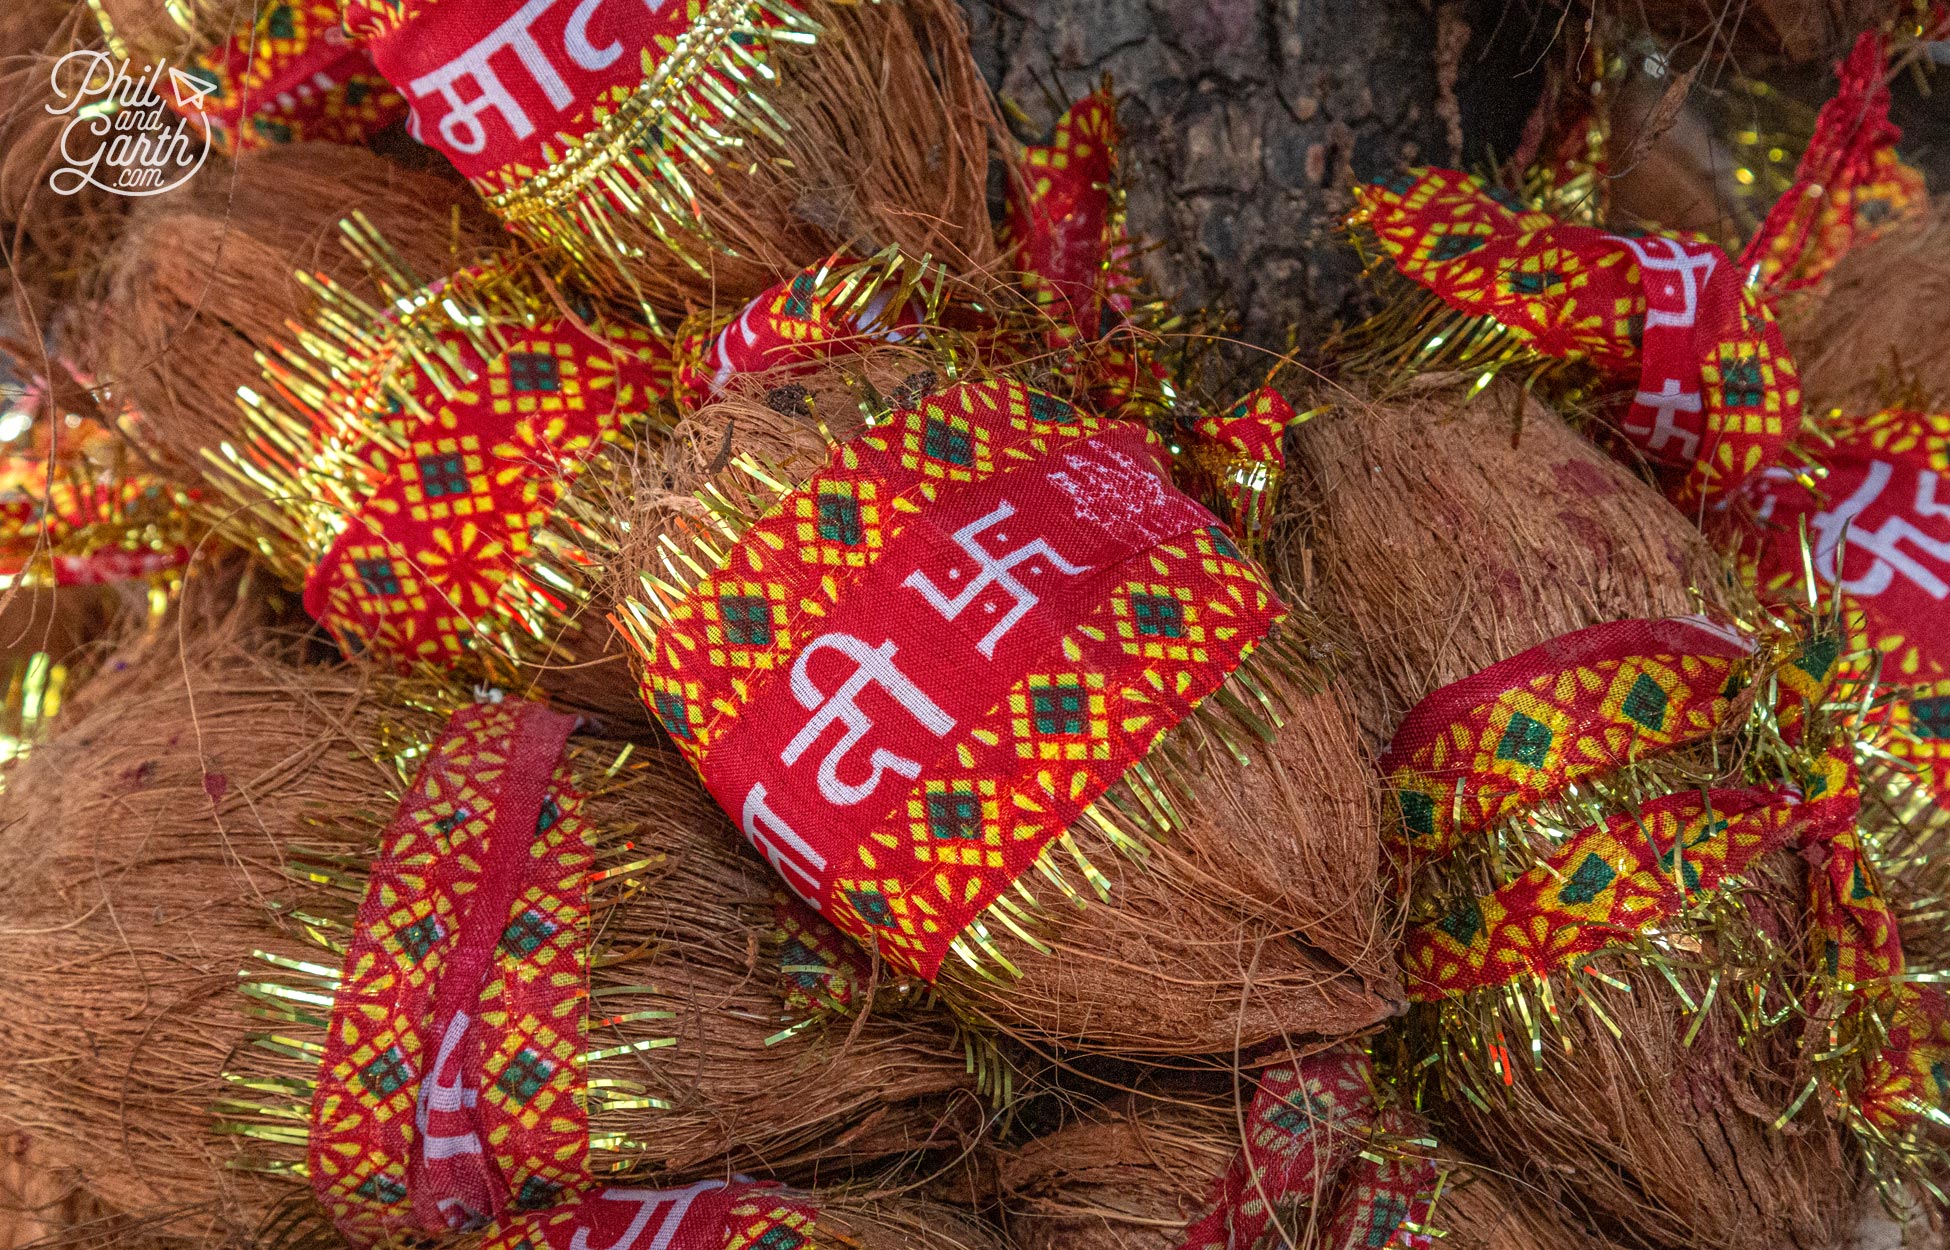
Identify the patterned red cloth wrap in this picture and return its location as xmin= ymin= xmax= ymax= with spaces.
xmin=1740 ymin=409 xmax=1950 ymax=808
xmin=1744 ymin=409 xmax=1950 ymax=683
xmin=302 ymin=317 xmax=667 ymax=665
xmin=309 ymin=700 xmax=830 ymax=1250
xmin=170 ymin=0 xmax=405 ymax=151
xmin=1353 ymin=168 xmax=1801 ymax=507
xmin=682 ymin=264 xmax=922 ymax=399
xmin=1007 ymin=90 xmax=1118 ymax=343
xmin=1740 ymin=31 xmax=1927 ymax=294
xmin=1172 ymin=1046 xmax=1433 ymax=1250
xmin=1403 ymin=748 xmax=1898 ymax=999
xmin=1380 ymin=616 xmax=1755 ymax=862
xmin=340 ymin=0 xmax=754 ymax=195
xmin=311 ymin=700 xmax=587 ymax=1241
xmin=639 ymin=378 xmax=1285 ymax=979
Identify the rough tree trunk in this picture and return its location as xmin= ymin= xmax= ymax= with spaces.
xmin=962 ymin=0 xmax=1550 ymax=386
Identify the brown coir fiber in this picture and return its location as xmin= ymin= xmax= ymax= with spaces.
xmin=995 ymin=1093 xmax=1611 ymax=1250
xmin=995 ymin=1092 xmax=1234 ymax=1250
xmin=1 ymin=11 xmax=130 ymax=317
xmin=1287 ymin=376 xmax=1723 ymax=748
xmin=541 ymin=0 xmax=1004 ymax=317
xmin=606 ymin=366 xmax=1403 ymax=1056
xmin=1587 ymin=0 xmax=1894 ymax=66
xmin=1424 ymin=1153 xmax=1620 ymax=1250
xmin=77 ymin=143 xmax=494 ymax=483
xmin=1778 ymin=201 xmax=1950 ymax=417
xmin=1435 ymin=925 xmax=1858 ymax=1250
xmin=0 ymin=624 xmax=982 ymax=1245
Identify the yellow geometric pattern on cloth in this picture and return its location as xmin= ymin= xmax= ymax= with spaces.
xmin=1385 ymin=636 xmax=1746 ymax=861
xmin=1403 ymin=786 xmax=1802 ymax=999
xmin=306 ymin=321 xmax=653 ymax=666
xmin=310 ymin=703 xmax=594 ymax=1246
xmin=1352 ymin=167 xmax=1641 ymax=376
xmin=638 ymin=379 xmax=1281 ymax=976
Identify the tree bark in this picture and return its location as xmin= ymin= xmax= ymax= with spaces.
xmin=962 ymin=0 xmax=1552 ymax=386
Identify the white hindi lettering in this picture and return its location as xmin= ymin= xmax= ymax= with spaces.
xmin=415 ymin=1011 xmax=485 ymax=1163
xmin=1812 ymin=460 xmax=1950 ymax=599
xmin=407 ymin=0 xmax=575 ymax=154
xmin=741 ymin=783 xmax=827 ymax=904
xmin=1620 ymin=236 xmax=1717 ymax=329
xmin=1625 ymin=377 xmax=1703 ymax=461
xmin=782 ymin=634 xmax=955 ymax=806
xmin=902 ymin=502 xmax=1087 ymax=656
xmin=566 ymin=1181 xmax=727 ymax=1250
xmin=563 ymin=0 xmax=623 ymax=69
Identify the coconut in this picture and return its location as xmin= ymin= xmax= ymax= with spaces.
xmin=1778 ymin=202 xmax=1950 ymax=417
xmin=995 ymin=1092 xmax=1235 ymax=1250
xmin=77 ymin=143 xmax=495 ymax=483
xmin=0 ymin=621 xmax=982 ymax=1245
xmin=994 ymin=1087 xmax=1609 ymax=1250
xmin=1287 ymin=375 xmax=1724 ymax=747
xmin=605 ymin=364 xmax=1403 ymax=1056
xmin=1434 ymin=937 xmax=1858 ymax=1250
xmin=343 ymin=0 xmax=1004 ymax=318
xmin=1289 ymin=377 xmax=1863 ymax=1249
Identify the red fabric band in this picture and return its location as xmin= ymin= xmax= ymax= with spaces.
xmin=311 ymin=700 xmax=584 ymax=1244
xmin=1173 ymin=1047 xmax=1433 ymax=1250
xmin=640 ymin=379 xmax=1285 ymax=978
xmin=347 ymin=0 xmax=688 ymax=186
xmin=1380 ymin=616 xmax=1755 ymax=862
xmin=694 ymin=420 xmax=1210 ymax=903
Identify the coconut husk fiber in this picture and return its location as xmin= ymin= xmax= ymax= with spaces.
xmin=994 ymin=1092 xmax=1615 ymax=1250
xmin=1 ymin=8 xmax=130 ymax=318
xmin=1430 ymin=1153 xmax=1625 ymax=1250
xmin=1432 ymin=935 xmax=1860 ymax=1250
xmin=0 ymin=623 xmax=985 ymax=1246
xmin=604 ymin=360 xmax=1403 ymax=1056
xmin=519 ymin=0 xmax=1005 ymax=318
xmin=994 ymin=1091 xmax=1235 ymax=1250
xmin=1779 ymin=200 xmax=1950 ymax=417
xmin=1287 ymin=375 xmax=1724 ymax=749
xmin=76 ymin=142 xmax=496 ymax=484
xmin=1585 ymin=0 xmax=1895 ymax=66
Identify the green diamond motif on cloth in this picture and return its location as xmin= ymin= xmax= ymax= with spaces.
xmin=1495 ymin=712 xmax=1553 ymax=768
xmin=395 ymin=914 xmax=446 ymax=962
xmin=718 ymin=594 xmax=773 ymax=646
xmin=922 ymin=417 xmax=974 ymax=465
xmin=1397 ymin=789 xmax=1437 ymax=840
xmin=359 ymin=1045 xmax=414 ymax=1097
xmin=1621 ymin=672 xmax=1669 ymax=732
xmin=355 ymin=1173 xmax=407 ymax=1205
xmin=846 ymin=887 xmax=899 ymax=930
xmin=1131 ymin=593 xmax=1186 ymax=638
xmin=1438 ymin=896 xmax=1483 ymax=944
xmin=495 ymin=1047 xmax=555 ymax=1106
xmin=1264 ymin=1088 xmax=1323 ymax=1139
xmin=926 ymin=790 xmax=982 ymax=840
xmin=1559 ymin=852 xmax=1618 ymax=906
xmin=1032 ymin=684 xmax=1086 ymax=735
xmin=653 ymin=691 xmax=692 ymax=740
xmin=500 ymin=908 xmax=558 ymax=958
xmin=1361 ymin=1195 xmax=1411 ymax=1247
xmin=816 ymin=491 xmax=862 ymax=544
xmin=1794 ymin=635 xmax=1840 ymax=684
